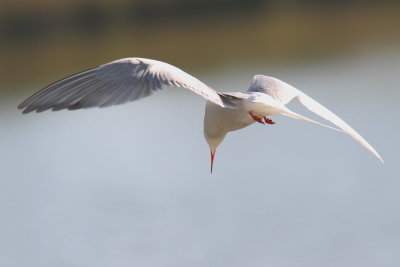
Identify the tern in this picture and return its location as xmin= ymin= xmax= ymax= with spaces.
xmin=18 ymin=58 xmax=383 ymax=172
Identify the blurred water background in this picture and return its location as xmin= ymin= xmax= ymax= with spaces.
xmin=1 ymin=1 xmax=399 ymax=266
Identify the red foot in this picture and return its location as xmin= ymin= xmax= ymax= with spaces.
xmin=249 ymin=112 xmax=275 ymax=125
xmin=249 ymin=112 xmax=265 ymax=124
xmin=263 ymin=117 xmax=275 ymax=124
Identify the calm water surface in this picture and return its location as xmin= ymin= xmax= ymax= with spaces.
xmin=1 ymin=50 xmax=399 ymax=267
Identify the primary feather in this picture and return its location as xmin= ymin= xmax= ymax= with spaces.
xmin=18 ymin=58 xmax=228 ymax=113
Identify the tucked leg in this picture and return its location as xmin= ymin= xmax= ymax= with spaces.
xmin=249 ymin=112 xmax=265 ymax=124
xmin=263 ymin=117 xmax=275 ymax=124
xmin=249 ymin=112 xmax=276 ymax=125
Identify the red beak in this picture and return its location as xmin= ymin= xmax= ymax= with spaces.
xmin=210 ymin=150 xmax=216 ymax=173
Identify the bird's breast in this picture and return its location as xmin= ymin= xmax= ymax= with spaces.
xmin=204 ymin=102 xmax=254 ymax=136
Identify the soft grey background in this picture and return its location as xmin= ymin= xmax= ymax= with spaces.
xmin=1 ymin=49 xmax=399 ymax=267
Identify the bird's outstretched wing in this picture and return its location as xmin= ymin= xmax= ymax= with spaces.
xmin=248 ymin=75 xmax=383 ymax=162
xmin=18 ymin=58 xmax=229 ymax=113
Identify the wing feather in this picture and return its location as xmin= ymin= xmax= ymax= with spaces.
xmin=296 ymin=93 xmax=383 ymax=162
xmin=248 ymin=75 xmax=383 ymax=162
xmin=18 ymin=58 xmax=227 ymax=113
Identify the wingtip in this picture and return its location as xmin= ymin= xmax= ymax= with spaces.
xmin=369 ymin=149 xmax=384 ymax=164
xmin=366 ymin=144 xmax=384 ymax=164
xmin=19 ymin=107 xmax=30 ymax=114
xmin=17 ymin=102 xmax=27 ymax=111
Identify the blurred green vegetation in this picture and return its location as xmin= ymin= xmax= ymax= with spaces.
xmin=1 ymin=0 xmax=399 ymax=90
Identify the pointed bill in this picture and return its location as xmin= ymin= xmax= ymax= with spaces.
xmin=210 ymin=150 xmax=216 ymax=173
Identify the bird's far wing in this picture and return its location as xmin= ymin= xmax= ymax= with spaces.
xmin=18 ymin=58 xmax=226 ymax=113
xmin=248 ymin=75 xmax=383 ymax=162
xmin=295 ymin=92 xmax=383 ymax=162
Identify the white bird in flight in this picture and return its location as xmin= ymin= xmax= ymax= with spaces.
xmin=18 ymin=57 xmax=383 ymax=172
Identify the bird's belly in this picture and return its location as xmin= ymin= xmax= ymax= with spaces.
xmin=204 ymin=103 xmax=254 ymax=135
xmin=224 ymin=110 xmax=254 ymax=132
